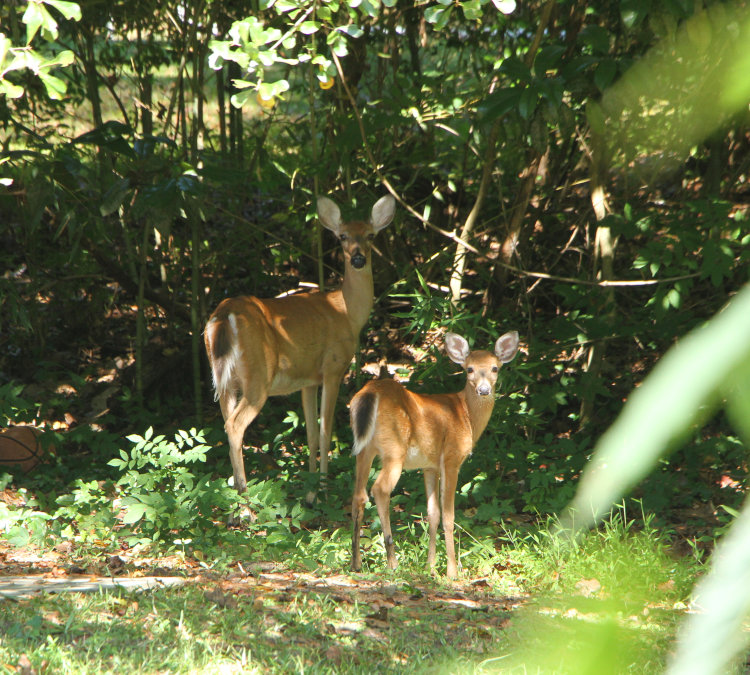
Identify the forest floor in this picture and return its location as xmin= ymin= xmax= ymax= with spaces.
xmin=0 ymin=507 xmax=700 ymax=674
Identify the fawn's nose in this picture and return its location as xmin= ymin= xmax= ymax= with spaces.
xmin=351 ymin=251 xmax=367 ymax=269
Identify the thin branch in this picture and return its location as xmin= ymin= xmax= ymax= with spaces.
xmin=498 ymin=261 xmax=701 ymax=288
xmin=330 ymin=52 xmax=479 ymax=255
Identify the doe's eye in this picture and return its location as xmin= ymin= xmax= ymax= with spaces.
xmin=367 ymin=233 xmax=375 ymax=241
xmin=339 ymin=233 xmax=348 ymax=241
xmin=492 ymin=366 xmax=498 ymax=373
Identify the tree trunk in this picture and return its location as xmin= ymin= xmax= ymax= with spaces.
xmin=217 ymin=65 xmax=227 ymax=156
xmin=579 ymin=131 xmax=615 ymax=429
xmin=82 ymin=29 xmax=103 ymax=130
xmin=449 ymin=121 xmax=499 ymax=304
xmin=187 ymin=202 xmax=203 ymax=424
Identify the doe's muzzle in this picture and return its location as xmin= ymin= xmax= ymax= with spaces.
xmin=351 ymin=251 xmax=367 ymax=269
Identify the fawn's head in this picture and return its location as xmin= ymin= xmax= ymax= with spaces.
xmin=318 ymin=195 xmax=395 ymax=270
xmin=445 ymin=331 xmax=520 ymax=397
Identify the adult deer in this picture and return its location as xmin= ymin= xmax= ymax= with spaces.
xmin=349 ymin=330 xmax=519 ymax=578
xmin=205 ymin=195 xmax=396 ymax=496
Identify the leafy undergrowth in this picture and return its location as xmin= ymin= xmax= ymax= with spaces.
xmin=0 ymin=428 xmax=704 ymax=673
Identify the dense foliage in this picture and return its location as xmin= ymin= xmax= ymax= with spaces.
xmin=1 ymin=0 xmax=748 ymax=560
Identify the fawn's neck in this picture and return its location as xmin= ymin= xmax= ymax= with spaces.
xmin=461 ymin=388 xmax=496 ymax=444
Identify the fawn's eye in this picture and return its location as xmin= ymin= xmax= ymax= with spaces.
xmin=467 ymin=367 xmax=474 ymax=374
xmin=492 ymin=366 xmax=498 ymax=373
xmin=339 ymin=233 xmax=348 ymax=241
xmin=367 ymin=233 xmax=375 ymax=241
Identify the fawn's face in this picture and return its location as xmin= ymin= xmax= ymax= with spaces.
xmin=464 ymin=351 xmax=501 ymax=397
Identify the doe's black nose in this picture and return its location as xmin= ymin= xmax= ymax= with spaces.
xmin=351 ymin=252 xmax=367 ymax=269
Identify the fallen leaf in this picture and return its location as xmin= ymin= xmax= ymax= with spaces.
xmin=106 ymin=555 xmax=125 ymax=572
xmin=205 ymin=589 xmax=238 ymax=609
xmin=333 ymin=621 xmax=363 ymax=634
xmin=365 ymin=606 xmax=389 ymax=627
xmin=17 ymin=654 xmax=34 ymax=675
xmin=575 ymin=578 xmax=602 ymax=597
xmin=324 ymin=645 xmax=343 ymax=664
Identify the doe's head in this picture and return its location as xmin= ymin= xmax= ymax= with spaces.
xmin=317 ymin=195 xmax=395 ymax=270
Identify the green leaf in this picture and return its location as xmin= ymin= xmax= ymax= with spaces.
xmin=39 ymin=71 xmax=67 ymax=99
xmin=5 ymin=526 xmax=31 ymax=548
xmin=518 ymin=86 xmax=537 ymax=119
xmin=461 ymin=0 xmax=482 ymax=21
xmin=620 ymin=0 xmax=649 ymax=30
xmin=266 ymin=530 xmax=291 ymax=545
xmin=479 ymin=87 xmax=522 ymax=120
xmin=499 ymin=56 xmax=532 ymax=83
xmin=726 ymin=353 xmax=750 ymax=446
xmin=328 ymin=33 xmax=349 ymax=58
xmin=594 ymin=59 xmax=618 ymax=92
xmin=578 ymin=25 xmax=610 ymax=55
xmin=0 ymin=81 xmax=25 ymax=99
xmin=46 ymin=50 xmax=75 ymax=68
xmin=563 ymin=282 xmax=750 ymax=529
xmin=230 ymin=89 xmax=254 ymax=108
xmin=534 ymin=45 xmax=566 ymax=75
xmin=258 ymin=79 xmax=289 ymax=99
xmin=424 ymin=5 xmax=448 ymax=24
xmin=299 ymin=20 xmax=320 ymax=35
xmin=121 ymin=503 xmax=147 ymax=524
xmin=0 ymin=34 xmax=10 ymax=65
xmin=490 ymin=0 xmax=515 ymax=13
xmin=44 ymin=0 xmax=82 ymax=21
xmin=666 ymin=499 xmax=750 ymax=675
xmin=338 ymin=24 xmax=364 ymax=39
xmin=100 ymin=178 xmax=131 ymax=217
xmin=23 ymin=3 xmax=49 ymax=43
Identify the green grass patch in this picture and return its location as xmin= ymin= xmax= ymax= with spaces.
xmin=0 ymin=503 xmax=699 ymax=674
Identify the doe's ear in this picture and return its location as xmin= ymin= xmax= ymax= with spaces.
xmin=318 ymin=197 xmax=342 ymax=234
xmin=371 ymin=195 xmax=396 ymax=232
xmin=445 ymin=332 xmax=471 ymax=366
xmin=495 ymin=331 xmax=520 ymax=364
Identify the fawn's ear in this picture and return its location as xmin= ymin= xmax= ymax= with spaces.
xmin=318 ymin=197 xmax=342 ymax=234
xmin=445 ymin=332 xmax=471 ymax=366
xmin=495 ymin=331 xmax=520 ymax=364
xmin=371 ymin=195 xmax=396 ymax=232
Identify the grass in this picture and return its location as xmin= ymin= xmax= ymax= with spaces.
xmin=0 ymin=506 xmax=700 ymax=674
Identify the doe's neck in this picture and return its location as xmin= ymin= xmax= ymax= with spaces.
xmin=341 ymin=256 xmax=375 ymax=332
